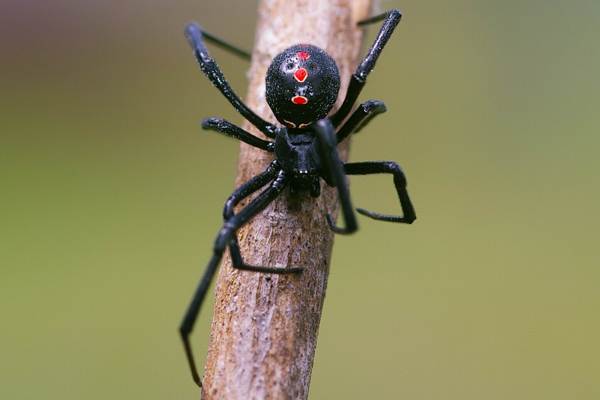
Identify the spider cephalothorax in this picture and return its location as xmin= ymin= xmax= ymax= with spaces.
xmin=266 ymin=44 xmax=340 ymax=128
xmin=181 ymin=9 xmax=416 ymax=388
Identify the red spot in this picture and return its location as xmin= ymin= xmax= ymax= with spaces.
xmin=291 ymin=95 xmax=308 ymax=105
xmin=297 ymin=51 xmax=310 ymax=61
xmin=294 ymin=68 xmax=308 ymax=82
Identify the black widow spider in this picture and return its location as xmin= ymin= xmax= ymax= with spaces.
xmin=180 ymin=9 xmax=416 ymax=387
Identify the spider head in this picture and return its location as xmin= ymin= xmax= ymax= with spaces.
xmin=266 ymin=44 xmax=340 ymax=129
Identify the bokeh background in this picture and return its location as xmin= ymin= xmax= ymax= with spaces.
xmin=1 ymin=0 xmax=599 ymax=398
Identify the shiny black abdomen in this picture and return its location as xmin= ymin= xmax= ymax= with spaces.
xmin=266 ymin=44 xmax=340 ymax=128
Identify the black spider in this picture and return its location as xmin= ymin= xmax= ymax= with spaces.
xmin=180 ymin=9 xmax=416 ymax=387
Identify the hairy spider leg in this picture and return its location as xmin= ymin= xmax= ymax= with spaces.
xmin=330 ymin=9 xmax=402 ymax=127
xmin=344 ymin=161 xmax=416 ymax=223
xmin=185 ymin=23 xmax=277 ymax=138
xmin=202 ymin=117 xmax=275 ymax=152
xmin=336 ymin=100 xmax=387 ymax=143
xmin=223 ymin=162 xmax=303 ymax=273
xmin=314 ymin=119 xmax=358 ymax=234
xmin=179 ymin=169 xmax=290 ymax=387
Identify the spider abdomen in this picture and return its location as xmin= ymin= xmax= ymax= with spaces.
xmin=266 ymin=44 xmax=340 ymax=128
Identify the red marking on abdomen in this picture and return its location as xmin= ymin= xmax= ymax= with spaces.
xmin=291 ymin=95 xmax=308 ymax=105
xmin=297 ymin=51 xmax=310 ymax=61
xmin=294 ymin=68 xmax=308 ymax=82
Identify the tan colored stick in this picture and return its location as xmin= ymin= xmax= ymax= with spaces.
xmin=202 ymin=1 xmax=373 ymax=398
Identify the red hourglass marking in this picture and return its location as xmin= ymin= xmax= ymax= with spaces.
xmin=291 ymin=95 xmax=308 ymax=105
xmin=297 ymin=51 xmax=310 ymax=61
xmin=294 ymin=68 xmax=308 ymax=82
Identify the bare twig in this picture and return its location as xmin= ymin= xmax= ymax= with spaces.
xmin=202 ymin=1 xmax=373 ymax=398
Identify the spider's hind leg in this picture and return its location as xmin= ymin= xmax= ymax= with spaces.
xmin=195 ymin=27 xmax=251 ymax=61
xmin=330 ymin=9 xmax=402 ymax=127
xmin=185 ymin=23 xmax=277 ymax=138
xmin=357 ymin=10 xmax=400 ymax=27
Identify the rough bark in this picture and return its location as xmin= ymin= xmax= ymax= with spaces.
xmin=202 ymin=1 xmax=373 ymax=399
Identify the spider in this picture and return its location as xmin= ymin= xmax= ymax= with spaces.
xmin=180 ymin=9 xmax=416 ymax=387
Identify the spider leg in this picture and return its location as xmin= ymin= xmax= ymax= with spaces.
xmin=314 ymin=119 xmax=358 ymax=235
xmin=330 ymin=9 xmax=402 ymax=127
xmin=222 ymin=162 xmax=303 ymax=273
xmin=221 ymin=161 xmax=280 ymax=220
xmin=336 ymin=100 xmax=387 ymax=143
xmin=179 ymin=170 xmax=289 ymax=387
xmin=185 ymin=23 xmax=277 ymax=138
xmin=357 ymin=11 xmax=397 ymax=26
xmin=344 ymin=161 xmax=416 ymax=224
xmin=196 ymin=28 xmax=251 ymax=61
xmin=202 ymin=117 xmax=274 ymax=152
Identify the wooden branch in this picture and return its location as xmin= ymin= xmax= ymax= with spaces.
xmin=202 ymin=1 xmax=373 ymax=398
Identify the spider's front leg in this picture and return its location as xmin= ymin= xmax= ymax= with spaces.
xmin=185 ymin=23 xmax=277 ymax=138
xmin=222 ymin=162 xmax=303 ymax=273
xmin=179 ymin=170 xmax=290 ymax=387
xmin=345 ymin=161 xmax=416 ymax=224
xmin=331 ymin=9 xmax=402 ymax=127
xmin=314 ymin=119 xmax=358 ymax=235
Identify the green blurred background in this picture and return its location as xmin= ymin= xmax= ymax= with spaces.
xmin=1 ymin=0 xmax=599 ymax=398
